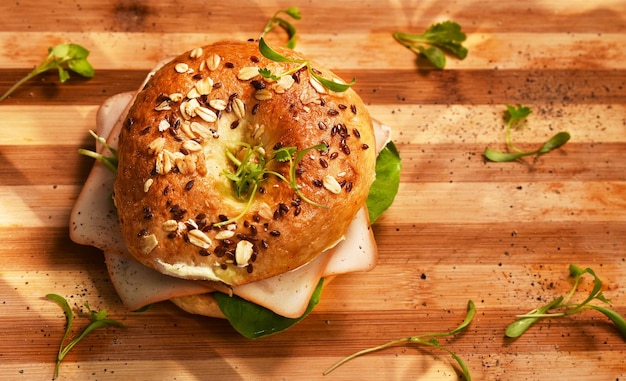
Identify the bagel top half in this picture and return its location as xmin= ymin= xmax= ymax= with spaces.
xmin=113 ymin=40 xmax=376 ymax=287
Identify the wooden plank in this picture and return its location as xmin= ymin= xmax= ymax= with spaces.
xmin=2 ymin=32 xmax=626 ymax=70
xmin=1 ymin=0 xmax=625 ymax=380
xmin=1 ymin=68 xmax=625 ymax=105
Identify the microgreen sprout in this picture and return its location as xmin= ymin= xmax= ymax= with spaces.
xmin=274 ymin=143 xmax=329 ymax=208
xmin=505 ymin=265 xmax=626 ymax=339
xmin=393 ymin=21 xmax=468 ymax=69
xmin=261 ymin=7 xmax=302 ymax=50
xmin=0 ymin=43 xmax=94 ymax=102
xmin=323 ymin=300 xmax=476 ymax=380
xmin=484 ymin=104 xmax=571 ymax=162
xmin=77 ymin=130 xmax=118 ymax=173
xmin=216 ymin=142 xmax=327 ymax=227
xmin=257 ymin=7 xmax=355 ymax=93
xmin=46 ymin=294 xmax=126 ymax=379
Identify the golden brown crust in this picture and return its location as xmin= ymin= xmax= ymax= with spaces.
xmin=114 ymin=40 xmax=376 ymax=286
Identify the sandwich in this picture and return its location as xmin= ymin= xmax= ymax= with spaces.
xmin=70 ymin=40 xmax=400 ymax=338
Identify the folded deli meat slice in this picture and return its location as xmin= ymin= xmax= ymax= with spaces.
xmin=70 ymin=81 xmax=390 ymax=316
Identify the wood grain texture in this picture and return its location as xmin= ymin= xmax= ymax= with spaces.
xmin=1 ymin=1 xmax=625 ymax=380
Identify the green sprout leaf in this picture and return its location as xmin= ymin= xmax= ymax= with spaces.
xmin=261 ymin=7 xmax=302 ymax=49
xmin=77 ymin=130 xmax=118 ymax=173
xmin=416 ymin=46 xmax=447 ymax=69
xmin=484 ymin=104 xmax=571 ymax=162
xmin=282 ymin=6 xmax=301 ymax=20
xmin=393 ymin=21 xmax=468 ymax=69
xmin=505 ymin=265 xmax=626 ymax=340
xmin=504 ymin=296 xmax=564 ymax=338
xmin=257 ymin=8 xmax=355 ymax=92
xmin=46 ymin=294 xmax=125 ymax=379
xmin=588 ymin=305 xmax=626 ymax=338
xmin=310 ymin=70 xmax=356 ymax=93
xmin=0 ymin=43 xmax=94 ymax=102
xmin=258 ymin=37 xmax=299 ymax=63
xmin=324 ymin=300 xmax=475 ymax=380
xmin=506 ymin=103 xmax=532 ymax=121
xmin=537 ymin=132 xmax=571 ymax=153
xmin=273 ymin=146 xmax=297 ymax=162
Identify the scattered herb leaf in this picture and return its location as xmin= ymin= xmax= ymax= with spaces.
xmin=484 ymin=104 xmax=571 ymax=162
xmin=393 ymin=21 xmax=468 ymax=69
xmin=323 ymin=300 xmax=475 ymax=379
xmin=46 ymin=294 xmax=125 ymax=379
xmin=505 ymin=265 xmax=626 ymax=340
xmin=0 ymin=43 xmax=94 ymax=102
xmin=215 ymin=278 xmax=324 ymax=339
xmin=257 ymin=7 xmax=355 ymax=92
xmin=77 ymin=130 xmax=118 ymax=173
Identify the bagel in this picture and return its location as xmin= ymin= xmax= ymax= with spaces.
xmin=113 ymin=40 xmax=377 ymax=287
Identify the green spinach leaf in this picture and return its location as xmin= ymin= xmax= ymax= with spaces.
xmin=367 ymin=141 xmax=401 ymax=223
xmin=215 ymin=279 xmax=324 ymax=339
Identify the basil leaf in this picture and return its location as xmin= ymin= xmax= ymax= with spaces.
xmin=215 ymin=278 xmax=324 ymax=339
xmin=366 ymin=141 xmax=401 ymax=224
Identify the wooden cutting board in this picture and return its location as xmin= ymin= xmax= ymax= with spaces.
xmin=1 ymin=1 xmax=625 ymax=379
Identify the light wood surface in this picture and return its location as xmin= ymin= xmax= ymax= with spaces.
xmin=1 ymin=1 xmax=625 ymax=380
